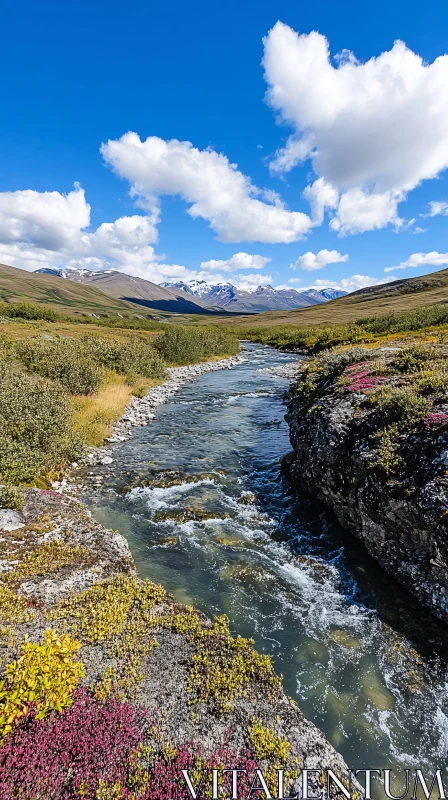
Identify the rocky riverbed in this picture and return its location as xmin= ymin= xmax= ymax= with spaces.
xmin=0 ymin=349 xmax=355 ymax=797
xmin=0 ymin=487 xmax=352 ymax=796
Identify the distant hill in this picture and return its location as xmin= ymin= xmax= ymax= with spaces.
xmin=35 ymin=268 xmax=214 ymax=314
xmin=161 ymin=279 xmax=347 ymax=312
xmin=210 ymin=268 xmax=448 ymax=327
xmin=0 ymin=263 xmax=155 ymax=318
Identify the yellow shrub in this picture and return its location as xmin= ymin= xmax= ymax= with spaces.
xmin=248 ymin=718 xmax=290 ymax=762
xmin=0 ymin=629 xmax=84 ymax=737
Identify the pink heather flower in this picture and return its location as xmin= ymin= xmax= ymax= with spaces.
xmin=0 ymin=690 xmax=268 ymax=800
xmin=344 ymin=377 xmax=388 ymax=393
xmin=423 ymin=412 xmax=448 ymax=427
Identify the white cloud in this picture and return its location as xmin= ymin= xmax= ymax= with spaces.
xmin=304 ymin=275 xmax=396 ymax=292
xmin=263 ymin=22 xmax=448 ymax=233
xmin=329 ymin=189 xmax=404 ymax=235
xmin=291 ymin=248 xmax=348 ymax=271
xmin=0 ymin=185 xmax=194 ymax=284
xmin=199 ymin=252 xmax=271 ymax=273
xmin=303 ymin=178 xmax=339 ymax=225
xmin=426 ymin=200 xmax=448 ymax=216
xmin=413 ymin=226 xmax=427 ymax=234
xmin=101 ymin=132 xmax=312 ymax=244
xmin=231 ymin=273 xmax=274 ymax=290
xmin=0 ymin=185 xmax=90 ymax=250
xmin=385 ymin=251 xmax=448 ymax=272
xmin=0 ymin=187 xmax=286 ymax=291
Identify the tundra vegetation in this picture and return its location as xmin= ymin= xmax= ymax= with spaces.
xmin=228 ymin=303 xmax=448 ymax=353
xmin=0 ymin=310 xmax=239 ymax=486
xmin=293 ymin=341 xmax=448 ymax=479
xmin=2 ymin=296 xmax=448 ymax=797
xmin=0 ymin=493 xmax=301 ymax=798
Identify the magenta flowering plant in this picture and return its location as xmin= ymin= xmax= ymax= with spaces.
xmin=423 ymin=412 xmax=448 ymax=427
xmin=344 ymin=376 xmax=389 ymax=393
xmin=0 ymin=689 xmax=265 ymax=800
xmin=0 ymin=688 xmax=147 ymax=799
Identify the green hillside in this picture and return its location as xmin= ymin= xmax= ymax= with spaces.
xmin=191 ymin=268 xmax=448 ymax=328
xmin=0 ymin=263 xmax=161 ymax=318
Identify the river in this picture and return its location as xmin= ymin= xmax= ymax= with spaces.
xmin=83 ymin=342 xmax=448 ymax=784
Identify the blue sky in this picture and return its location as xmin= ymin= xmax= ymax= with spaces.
xmin=1 ymin=0 xmax=448 ymax=292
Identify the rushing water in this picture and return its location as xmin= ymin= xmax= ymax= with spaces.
xmin=83 ymin=343 xmax=448 ymax=779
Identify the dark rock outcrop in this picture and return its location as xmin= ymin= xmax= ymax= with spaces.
xmin=285 ymin=352 xmax=448 ymax=624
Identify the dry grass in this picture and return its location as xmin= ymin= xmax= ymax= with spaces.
xmin=71 ymin=372 xmax=162 ymax=446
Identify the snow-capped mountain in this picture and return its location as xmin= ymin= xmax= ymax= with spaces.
xmin=161 ymin=280 xmax=347 ymax=312
xmin=318 ymin=288 xmax=347 ymax=300
xmin=33 ymin=268 xmax=212 ymax=313
xmin=35 ymin=268 xmax=347 ymax=314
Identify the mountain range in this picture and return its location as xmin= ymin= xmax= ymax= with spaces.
xmin=34 ymin=268 xmax=212 ymax=314
xmin=161 ymin=280 xmax=346 ymax=312
xmin=34 ymin=268 xmax=347 ymax=313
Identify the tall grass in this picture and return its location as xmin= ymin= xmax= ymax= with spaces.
xmin=154 ymin=325 xmax=239 ymax=364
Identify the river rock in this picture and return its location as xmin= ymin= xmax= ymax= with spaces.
xmin=0 ymin=509 xmax=25 ymax=531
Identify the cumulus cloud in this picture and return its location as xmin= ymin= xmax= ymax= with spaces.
xmin=199 ymin=252 xmax=271 ymax=273
xmin=0 ymin=185 xmax=90 ymax=250
xmin=426 ymin=200 xmax=448 ymax=216
xmin=302 ymin=178 xmax=339 ymax=226
xmin=0 ymin=186 xmax=284 ymax=290
xmin=101 ymin=133 xmax=312 ymax=244
xmin=231 ymin=273 xmax=274 ymax=290
xmin=329 ymin=189 xmax=404 ymax=235
xmin=304 ymin=275 xmax=396 ymax=292
xmin=0 ymin=185 xmax=193 ymax=283
xmin=385 ymin=251 xmax=448 ymax=272
xmin=263 ymin=22 xmax=448 ymax=233
xmin=291 ymin=248 xmax=348 ymax=271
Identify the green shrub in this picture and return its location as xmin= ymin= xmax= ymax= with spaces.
xmin=416 ymin=371 xmax=448 ymax=395
xmin=369 ymin=385 xmax=431 ymax=425
xmin=0 ymin=363 xmax=83 ymax=484
xmin=293 ymin=347 xmax=373 ymax=409
xmin=359 ymin=305 xmax=448 ymax=335
xmin=237 ymin=322 xmax=374 ymax=353
xmin=317 ymin=346 xmax=372 ymax=379
xmin=0 ymin=485 xmax=24 ymax=511
xmin=16 ymin=335 xmax=166 ymax=393
xmin=154 ymin=325 xmax=239 ymax=364
xmin=0 ymin=302 xmax=58 ymax=322
xmin=78 ymin=335 xmax=166 ymax=379
xmin=371 ymin=425 xmax=407 ymax=476
xmin=391 ymin=345 xmax=439 ymax=373
xmin=16 ymin=338 xmax=103 ymax=394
